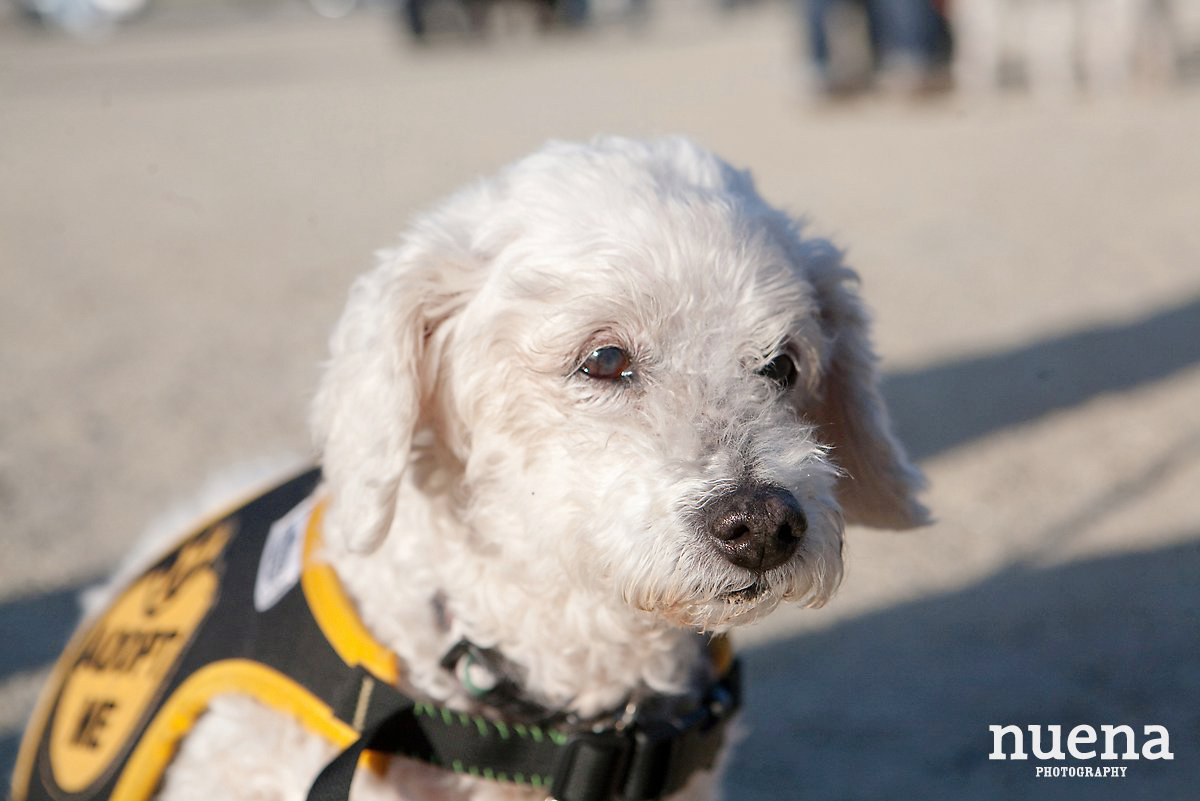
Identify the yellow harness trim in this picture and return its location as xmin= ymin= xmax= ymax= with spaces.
xmin=300 ymin=500 xmax=400 ymax=685
xmin=110 ymin=659 xmax=360 ymax=801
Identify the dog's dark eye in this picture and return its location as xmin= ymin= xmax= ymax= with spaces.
xmin=579 ymin=346 xmax=633 ymax=381
xmin=757 ymin=354 xmax=797 ymax=389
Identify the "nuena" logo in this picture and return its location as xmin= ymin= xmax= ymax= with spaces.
xmin=989 ymin=724 xmax=1174 ymax=761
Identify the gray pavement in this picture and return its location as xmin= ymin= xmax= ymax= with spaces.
xmin=2 ymin=2 xmax=1199 ymax=798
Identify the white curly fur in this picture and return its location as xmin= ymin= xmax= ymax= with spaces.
xmin=130 ymin=136 xmax=926 ymax=801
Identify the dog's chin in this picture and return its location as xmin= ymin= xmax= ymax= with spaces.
xmin=704 ymin=582 xmax=788 ymax=630
xmin=635 ymin=571 xmax=827 ymax=633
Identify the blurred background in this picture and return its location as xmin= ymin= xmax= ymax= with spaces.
xmin=2 ymin=0 xmax=1199 ymax=798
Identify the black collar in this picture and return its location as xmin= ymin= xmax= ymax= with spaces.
xmin=306 ymin=642 xmax=741 ymax=801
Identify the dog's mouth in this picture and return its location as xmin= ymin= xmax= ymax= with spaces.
xmin=721 ymin=581 xmax=766 ymax=603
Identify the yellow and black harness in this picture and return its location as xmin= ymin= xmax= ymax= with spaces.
xmin=12 ymin=469 xmax=740 ymax=801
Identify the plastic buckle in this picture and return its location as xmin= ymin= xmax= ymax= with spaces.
xmin=619 ymin=718 xmax=684 ymax=801
xmin=551 ymin=732 xmax=633 ymax=801
xmin=620 ymin=663 xmax=742 ymax=801
xmin=553 ymin=662 xmax=743 ymax=801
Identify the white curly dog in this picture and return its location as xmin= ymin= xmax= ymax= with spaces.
xmin=101 ymin=136 xmax=928 ymax=801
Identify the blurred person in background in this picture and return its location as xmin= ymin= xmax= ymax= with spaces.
xmin=801 ymin=0 xmax=952 ymax=97
xmin=400 ymin=0 xmax=592 ymax=39
xmin=13 ymin=0 xmax=147 ymax=36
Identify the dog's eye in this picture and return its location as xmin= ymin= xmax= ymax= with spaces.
xmin=757 ymin=354 xmax=797 ymax=389
xmin=579 ymin=346 xmax=633 ymax=381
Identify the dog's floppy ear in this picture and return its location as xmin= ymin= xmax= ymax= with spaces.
xmin=312 ymin=233 xmax=476 ymax=553
xmin=805 ymin=245 xmax=929 ymax=530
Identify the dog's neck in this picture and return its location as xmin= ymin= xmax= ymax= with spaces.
xmin=325 ymin=478 xmax=712 ymax=722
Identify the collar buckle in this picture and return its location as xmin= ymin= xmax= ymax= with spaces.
xmin=552 ymin=660 xmax=742 ymax=801
xmin=552 ymin=732 xmax=633 ymax=801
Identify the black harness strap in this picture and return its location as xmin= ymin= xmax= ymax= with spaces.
xmin=308 ymin=674 xmax=417 ymax=801
xmin=306 ymin=662 xmax=741 ymax=801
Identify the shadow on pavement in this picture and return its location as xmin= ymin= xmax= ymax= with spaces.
xmin=0 ymin=583 xmax=88 ymax=681
xmin=883 ymin=294 xmax=1200 ymax=461
xmin=0 ymin=578 xmax=100 ymax=787
xmin=0 ymin=731 xmax=17 ymax=793
xmin=728 ymin=538 xmax=1200 ymax=800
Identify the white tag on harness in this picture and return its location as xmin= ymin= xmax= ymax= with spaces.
xmin=254 ymin=496 xmax=314 ymax=612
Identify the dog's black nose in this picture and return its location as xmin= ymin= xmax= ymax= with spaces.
xmin=704 ymin=485 xmax=806 ymax=572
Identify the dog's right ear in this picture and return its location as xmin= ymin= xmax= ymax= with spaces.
xmin=312 ymin=235 xmax=478 ymax=553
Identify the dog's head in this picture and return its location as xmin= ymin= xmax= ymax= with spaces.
xmin=313 ymin=137 xmax=927 ymax=632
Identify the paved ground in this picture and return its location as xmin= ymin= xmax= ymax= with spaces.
xmin=2 ymin=2 xmax=1199 ymax=798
